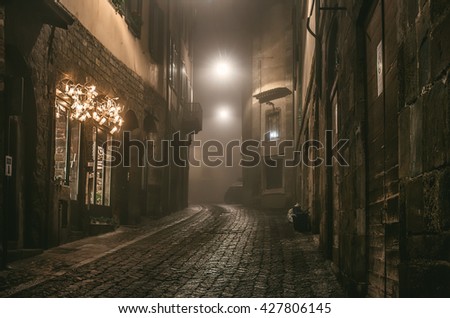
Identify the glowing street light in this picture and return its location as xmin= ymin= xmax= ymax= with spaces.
xmin=216 ymin=105 xmax=231 ymax=122
xmin=214 ymin=59 xmax=232 ymax=79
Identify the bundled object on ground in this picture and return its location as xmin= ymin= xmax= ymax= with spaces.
xmin=289 ymin=204 xmax=310 ymax=232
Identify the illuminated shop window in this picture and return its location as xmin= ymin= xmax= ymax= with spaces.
xmin=86 ymin=127 xmax=112 ymax=207
xmin=54 ymin=93 xmax=81 ymax=200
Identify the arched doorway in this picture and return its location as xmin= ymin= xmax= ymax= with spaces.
xmin=4 ymin=45 xmax=40 ymax=250
xmin=118 ymin=110 xmax=142 ymax=224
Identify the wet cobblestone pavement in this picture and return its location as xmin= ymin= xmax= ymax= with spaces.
xmin=0 ymin=205 xmax=343 ymax=297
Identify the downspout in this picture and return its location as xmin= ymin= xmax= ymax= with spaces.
xmin=292 ymin=0 xmax=298 ymax=140
xmin=2 ymin=119 xmax=11 ymax=269
xmin=1 ymin=4 xmax=7 ymax=266
xmin=315 ymin=0 xmax=322 ymax=97
xmin=166 ymin=0 xmax=171 ymax=213
xmin=380 ymin=0 xmax=387 ymax=298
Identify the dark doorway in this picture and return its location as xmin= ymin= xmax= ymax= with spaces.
xmin=4 ymin=46 xmax=38 ymax=249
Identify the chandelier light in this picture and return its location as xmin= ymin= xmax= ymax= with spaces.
xmin=56 ymin=79 xmax=124 ymax=134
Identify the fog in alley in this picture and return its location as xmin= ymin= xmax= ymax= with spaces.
xmin=189 ymin=0 xmax=252 ymax=204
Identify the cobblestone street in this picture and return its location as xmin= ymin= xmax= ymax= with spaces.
xmin=0 ymin=205 xmax=343 ymax=297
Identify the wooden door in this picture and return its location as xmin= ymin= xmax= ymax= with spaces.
xmin=365 ymin=0 xmax=386 ymax=297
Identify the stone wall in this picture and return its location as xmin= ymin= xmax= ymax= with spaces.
xmin=295 ymin=0 xmax=370 ymax=296
xmin=397 ymin=0 xmax=450 ymax=297
xmin=294 ymin=0 xmax=450 ymax=297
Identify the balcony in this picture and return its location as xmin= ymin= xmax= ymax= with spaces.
xmin=182 ymin=103 xmax=203 ymax=134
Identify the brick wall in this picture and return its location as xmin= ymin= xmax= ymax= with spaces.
xmin=10 ymin=14 xmax=168 ymax=247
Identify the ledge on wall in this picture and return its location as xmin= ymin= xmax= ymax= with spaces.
xmin=40 ymin=0 xmax=75 ymax=29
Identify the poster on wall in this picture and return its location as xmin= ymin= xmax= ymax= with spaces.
xmin=5 ymin=155 xmax=12 ymax=177
xmin=377 ymin=40 xmax=383 ymax=96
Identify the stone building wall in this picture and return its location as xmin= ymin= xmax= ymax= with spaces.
xmin=397 ymin=0 xmax=450 ymax=297
xmin=294 ymin=0 xmax=450 ymax=297
xmin=242 ymin=0 xmax=295 ymax=209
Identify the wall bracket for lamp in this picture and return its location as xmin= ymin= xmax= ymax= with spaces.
xmin=307 ymin=0 xmax=347 ymax=39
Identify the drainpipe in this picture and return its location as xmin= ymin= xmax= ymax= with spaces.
xmin=1 ymin=150 xmax=8 ymax=269
xmin=165 ymin=0 xmax=171 ymax=214
xmin=1 ymin=3 xmax=7 ymax=267
xmin=1 ymin=199 xmax=6 ymax=269
xmin=292 ymin=0 xmax=297 ymax=204
xmin=315 ymin=0 xmax=322 ymax=97
xmin=380 ymin=0 xmax=387 ymax=298
xmin=2 ymin=117 xmax=11 ymax=269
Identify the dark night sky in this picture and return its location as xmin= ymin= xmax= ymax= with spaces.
xmin=189 ymin=0 xmax=253 ymax=204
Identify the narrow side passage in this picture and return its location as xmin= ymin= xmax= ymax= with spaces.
xmin=1 ymin=205 xmax=343 ymax=297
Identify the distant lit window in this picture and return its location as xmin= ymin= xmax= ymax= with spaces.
xmin=266 ymin=109 xmax=280 ymax=141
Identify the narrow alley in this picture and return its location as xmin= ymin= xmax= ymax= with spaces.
xmin=1 ymin=0 xmax=449 ymax=300
xmin=0 ymin=205 xmax=342 ymax=298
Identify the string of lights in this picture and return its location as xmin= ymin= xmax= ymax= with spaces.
xmin=55 ymin=79 xmax=124 ymax=134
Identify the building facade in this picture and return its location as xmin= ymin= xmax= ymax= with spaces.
xmin=242 ymin=0 xmax=296 ymax=209
xmin=0 ymin=0 xmax=201 ymax=265
xmin=292 ymin=0 xmax=450 ymax=297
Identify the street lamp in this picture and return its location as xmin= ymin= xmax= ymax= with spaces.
xmin=214 ymin=59 xmax=232 ymax=80
xmin=217 ymin=106 xmax=231 ymax=121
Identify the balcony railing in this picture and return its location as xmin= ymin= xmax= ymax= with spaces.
xmin=182 ymin=102 xmax=203 ymax=134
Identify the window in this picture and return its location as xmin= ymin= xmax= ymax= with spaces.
xmin=149 ymin=0 xmax=164 ymax=63
xmin=54 ymin=94 xmax=81 ymax=200
xmin=266 ymin=109 xmax=281 ymax=141
xmin=169 ymin=38 xmax=180 ymax=93
xmin=69 ymin=119 xmax=81 ymax=200
xmin=169 ymin=38 xmax=173 ymax=84
xmin=125 ymin=0 xmax=142 ymax=37
xmin=181 ymin=62 xmax=190 ymax=103
xmin=111 ymin=0 xmax=142 ymax=37
xmin=85 ymin=127 xmax=112 ymax=206
xmin=54 ymin=105 xmax=69 ymax=184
